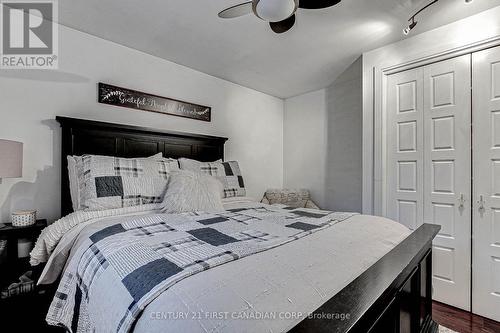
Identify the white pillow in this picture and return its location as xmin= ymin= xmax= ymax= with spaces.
xmin=161 ymin=170 xmax=224 ymax=213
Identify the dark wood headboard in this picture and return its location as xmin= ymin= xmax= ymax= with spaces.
xmin=56 ymin=116 xmax=228 ymax=216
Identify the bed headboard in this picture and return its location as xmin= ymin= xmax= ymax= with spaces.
xmin=56 ymin=116 xmax=228 ymax=216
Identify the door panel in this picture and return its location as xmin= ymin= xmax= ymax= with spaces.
xmin=423 ymin=55 xmax=471 ymax=311
xmin=386 ymin=68 xmax=424 ymax=231
xmin=387 ymin=56 xmax=471 ymax=311
xmin=472 ymin=46 xmax=500 ymax=322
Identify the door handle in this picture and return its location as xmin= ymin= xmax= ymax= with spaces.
xmin=458 ymin=194 xmax=466 ymax=209
xmin=477 ymin=195 xmax=485 ymax=210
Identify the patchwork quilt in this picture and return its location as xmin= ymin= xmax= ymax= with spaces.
xmin=46 ymin=205 xmax=356 ymax=333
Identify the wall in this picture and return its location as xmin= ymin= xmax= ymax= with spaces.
xmin=283 ymin=89 xmax=327 ymax=208
xmin=362 ymin=6 xmax=500 ymax=215
xmin=283 ymin=57 xmax=363 ymax=212
xmin=0 ymin=23 xmax=284 ymax=223
xmin=324 ymin=57 xmax=363 ymax=212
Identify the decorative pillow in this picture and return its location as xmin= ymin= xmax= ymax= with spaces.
xmin=69 ymin=153 xmax=178 ymax=211
xmin=179 ymin=158 xmax=246 ymax=198
xmin=75 ymin=154 xmax=179 ymax=211
xmin=161 ymin=170 xmax=224 ymax=213
xmin=262 ymin=189 xmax=319 ymax=209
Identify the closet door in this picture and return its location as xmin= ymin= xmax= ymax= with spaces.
xmin=423 ymin=55 xmax=471 ymax=311
xmin=472 ymin=46 xmax=500 ymax=322
xmin=386 ymin=68 xmax=424 ymax=230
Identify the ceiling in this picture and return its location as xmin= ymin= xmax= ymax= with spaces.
xmin=58 ymin=0 xmax=500 ymax=99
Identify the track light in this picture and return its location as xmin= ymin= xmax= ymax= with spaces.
xmin=403 ymin=0 xmax=439 ymax=35
xmin=403 ymin=17 xmax=417 ymax=35
xmin=465 ymin=0 xmax=473 ymax=3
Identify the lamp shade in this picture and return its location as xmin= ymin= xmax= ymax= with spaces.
xmin=0 ymin=139 xmax=23 ymax=178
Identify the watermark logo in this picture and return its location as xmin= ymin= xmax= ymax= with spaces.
xmin=1 ymin=0 xmax=58 ymax=68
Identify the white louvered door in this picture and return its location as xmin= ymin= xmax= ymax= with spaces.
xmin=386 ymin=56 xmax=471 ymax=310
xmin=472 ymin=46 xmax=500 ymax=322
xmin=423 ymin=55 xmax=471 ymax=311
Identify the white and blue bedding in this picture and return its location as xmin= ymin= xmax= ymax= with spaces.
xmin=35 ymin=199 xmax=410 ymax=333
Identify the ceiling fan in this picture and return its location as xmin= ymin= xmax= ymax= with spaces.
xmin=218 ymin=0 xmax=341 ymax=34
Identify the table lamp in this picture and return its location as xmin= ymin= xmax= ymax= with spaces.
xmin=0 ymin=139 xmax=23 ymax=184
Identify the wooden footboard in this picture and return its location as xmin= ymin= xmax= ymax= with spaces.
xmin=291 ymin=223 xmax=440 ymax=333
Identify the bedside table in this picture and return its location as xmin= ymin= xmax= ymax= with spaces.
xmin=0 ymin=219 xmax=62 ymax=332
xmin=0 ymin=219 xmax=47 ymax=287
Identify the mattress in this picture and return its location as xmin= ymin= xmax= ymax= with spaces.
xmin=37 ymin=198 xmax=410 ymax=332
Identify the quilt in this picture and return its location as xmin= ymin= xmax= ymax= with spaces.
xmin=46 ymin=205 xmax=356 ymax=332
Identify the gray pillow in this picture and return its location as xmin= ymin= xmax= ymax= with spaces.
xmin=161 ymin=170 xmax=224 ymax=213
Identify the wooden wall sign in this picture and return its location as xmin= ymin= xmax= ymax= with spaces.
xmin=98 ymin=83 xmax=211 ymax=122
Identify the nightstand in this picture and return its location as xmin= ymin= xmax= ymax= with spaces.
xmin=0 ymin=219 xmax=47 ymax=287
xmin=0 ymin=219 xmax=62 ymax=332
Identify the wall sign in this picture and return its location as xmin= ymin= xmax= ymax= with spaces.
xmin=98 ymin=83 xmax=211 ymax=122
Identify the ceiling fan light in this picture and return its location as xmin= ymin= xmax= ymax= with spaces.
xmin=254 ymin=0 xmax=298 ymax=22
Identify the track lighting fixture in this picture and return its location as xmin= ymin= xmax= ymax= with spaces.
xmin=403 ymin=17 xmax=417 ymax=35
xmin=403 ymin=0 xmax=439 ymax=35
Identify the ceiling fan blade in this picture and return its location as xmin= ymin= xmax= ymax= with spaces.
xmin=218 ymin=1 xmax=253 ymax=19
xmin=299 ymin=0 xmax=341 ymax=10
xmin=269 ymin=14 xmax=296 ymax=34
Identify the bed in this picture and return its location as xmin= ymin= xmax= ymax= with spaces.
xmin=32 ymin=116 xmax=440 ymax=333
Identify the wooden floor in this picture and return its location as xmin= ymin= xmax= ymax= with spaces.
xmin=432 ymin=301 xmax=500 ymax=333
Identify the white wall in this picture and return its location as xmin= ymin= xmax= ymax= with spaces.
xmin=283 ymin=57 xmax=363 ymax=211
xmin=362 ymin=6 xmax=500 ymax=214
xmin=0 ymin=23 xmax=284 ymax=223
xmin=324 ymin=57 xmax=363 ymax=212
xmin=283 ymin=90 xmax=327 ymax=208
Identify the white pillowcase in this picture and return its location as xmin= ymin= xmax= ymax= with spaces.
xmin=161 ymin=170 xmax=224 ymax=214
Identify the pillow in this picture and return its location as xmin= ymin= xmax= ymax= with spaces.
xmin=161 ymin=170 xmax=224 ymax=213
xmin=179 ymin=158 xmax=246 ymax=198
xmin=262 ymin=189 xmax=314 ymax=208
xmin=68 ymin=153 xmax=178 ymax=211
xmin=67 ymin=156 xmax=80 ymax=211
xmin=75 ymin=154 xmax=179 ymax=211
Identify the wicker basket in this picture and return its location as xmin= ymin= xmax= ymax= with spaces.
xmin=11 ymin=210 xmax=37 ymax=227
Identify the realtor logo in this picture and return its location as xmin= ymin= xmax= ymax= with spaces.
xmin=1 ymin=0 xmax=58 ymax=68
